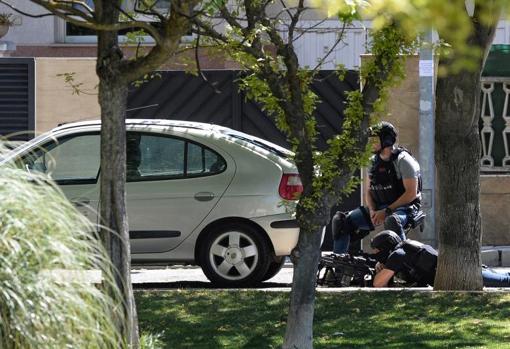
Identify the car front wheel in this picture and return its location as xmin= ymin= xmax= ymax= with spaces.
xmin=199 ymin=223 xmax=271 ymax=287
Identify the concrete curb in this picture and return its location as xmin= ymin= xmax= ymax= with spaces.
xmin=482 ymin=246 xmax=510 ymax=267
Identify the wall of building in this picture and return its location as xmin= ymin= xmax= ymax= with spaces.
xmin=0 ymin=1 xmax=55 ymax=45
xmin=35 ymin=58 xmax=100 ymax=133
xmin=378 ymin=56 xmax=510 ymax=246
xmin=480 ymin=176 xmax=510 ymax=245
xmin=0 ymin=1 xmax=364 ymax=70
xmin=3 ymin=1 xmax=510 ymax=71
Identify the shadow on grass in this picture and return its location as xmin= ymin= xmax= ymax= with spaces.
xmin=136 ymin=291 xmax=510 ymax=349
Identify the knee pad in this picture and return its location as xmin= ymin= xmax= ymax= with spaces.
xmin=331 ymin=211 xmax=356 ymax=240
xmin=384 ymin=214 xmax=402 ymax=234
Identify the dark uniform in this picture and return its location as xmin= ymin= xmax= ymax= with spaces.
xmin=383 ymin=240 xmax=437 ymax=286
xmin=371 ymin=230 xmax=510 ymax=288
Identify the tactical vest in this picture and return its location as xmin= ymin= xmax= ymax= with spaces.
xmin=398 ymin=240 xmax=437 ymax=285
xmin=369 ymin=147 xmax=421 ymax=207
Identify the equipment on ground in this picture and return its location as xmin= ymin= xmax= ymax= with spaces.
xmin=316 ymin=253 xmax=376 ymax=287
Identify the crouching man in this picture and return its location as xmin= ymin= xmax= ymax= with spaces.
xmin=370 ymin=230 xmax=510 ymax=288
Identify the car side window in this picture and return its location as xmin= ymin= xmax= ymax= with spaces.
xmin=127 ymin=133 xmax=185 ymax=180
xmin=187 ymin=142 xmax=226 ymax=175
xmin=126 ymin=133 xmax=226 ymax=181
xmin=22 ymin=134 xmax=100 ymax=183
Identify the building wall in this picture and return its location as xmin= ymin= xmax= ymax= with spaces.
xmin=382 ymin=56 xmax=421 ymax=156
xmin=35 ymin=58 xmax=100 ymax=133
xmin=0 ymin=2 xmax=367 ymax=70
xmin=0 ymin=1 xmax=55 ymax=45
xmin=480 ymin=176 xmax=510 ymax=245
xmin=379 ymin=56 xmax=510 ymax=246
xmin=3 ymin=1 xmax=510 ymax=70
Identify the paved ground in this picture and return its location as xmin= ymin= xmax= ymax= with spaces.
xmin=132 ymin=265 xmax=294 ymax=290
xmin=131 ymin=264 xmax=510 ymax=291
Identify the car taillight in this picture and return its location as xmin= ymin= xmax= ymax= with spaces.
xmin=279 ymin=173 xmax=303 ymax=200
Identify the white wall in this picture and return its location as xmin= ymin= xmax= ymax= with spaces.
xmin=0 ymin=0 xmax=56 ymax=45
xmin=282 ymin=20 xmax=370 ymax=70
xmin=1 ymin=1 xmax=510 ymax=68
xmin=494 ymin=21 xmax=510 ymax=44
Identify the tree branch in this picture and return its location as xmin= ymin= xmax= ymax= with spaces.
xmin=312 ymin=21 xmax=347 ymax=71
xmin=289 ymin=18 xmax=328 ymax=42
xmin=21 ymin=0 xmax=164 ymax=42
xmin=134 ymin=0 xmax=167 ymax=22
xmin=29 ymin=0 xmax=94 ymax=21
xmin=279 ymin=0 xmax=294 ymax=20
xmin=0 ymin=0 xmax=54 ymax=18
xmin=194 ymin=31 xmax=222 ymax=94
xmin=472 ymin=0 xmax=501 ymax=51
xmin=119 ymin=0 xmax=200 ymax=83
xmin=191 ymin=15 xmax=265 ymax=60
xmin=287 ymin=0 xmax=305 ymax=44
xmin=55 ymin=0 xmax=95 ymax=16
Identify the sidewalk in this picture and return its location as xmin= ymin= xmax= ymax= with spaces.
xmin=482 ymin=246 xmax=510 ymax=266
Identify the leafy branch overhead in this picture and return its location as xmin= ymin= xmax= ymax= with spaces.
xmin=191 ymin=3 xmax=418 ymax=347
xmin=194 ymin=0 xmax=415 ymax=227
xmin=316 ymin=0 xmax=505 ymax=74
xmin=0 ymin=0 xmax=199 ymax=83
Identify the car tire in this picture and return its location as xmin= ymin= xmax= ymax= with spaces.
xmin=261 ymin=257 xmax=285 ymax=281
xmin=199 ymin=223 xmax=272 ymax=287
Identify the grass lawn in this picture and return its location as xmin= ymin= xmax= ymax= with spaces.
xmin=136 ymin=290 xmax=510 ymax=349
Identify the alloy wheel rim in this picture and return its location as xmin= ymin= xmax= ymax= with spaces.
xmin=209 ymin=230 xmax=259 ymax=281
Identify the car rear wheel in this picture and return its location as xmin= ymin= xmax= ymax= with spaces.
xmin=199 ymin=223 xmax=271 ymax=287
xmin=261 ymin=257 xmax=285 ymax=281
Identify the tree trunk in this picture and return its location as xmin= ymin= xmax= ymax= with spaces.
xmin=434 ymin=4 xmax=500 ymax=290
xmin=434 ymin=70 xmax=483 ymax=290
xmin=96 ymin=2 xmax=139 ymax=347
xmin=283 ymin=224 xmax=323 ymax=349
xmin=98 ymin=76 xmax=139 ymax=347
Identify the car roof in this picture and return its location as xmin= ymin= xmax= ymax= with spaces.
xmin=55 ymin=119 xmax=294 ymax=158
xmin=56 ymin=119 xmax=224 ymax=132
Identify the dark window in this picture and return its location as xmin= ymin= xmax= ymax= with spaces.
xmin=127 ymin=133 xmax=185 ymax=180
xmin=126 ymin=132 xmax=225 ymax=181
xmin=65 ymin=1 xmax=183 ymax=39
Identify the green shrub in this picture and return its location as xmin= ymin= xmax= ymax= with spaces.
xmin=0 ymin=162 xmax=124 ymax=348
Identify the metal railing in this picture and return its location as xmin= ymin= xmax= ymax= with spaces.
xmin=480 ymin=77 xmax=510 ymax=172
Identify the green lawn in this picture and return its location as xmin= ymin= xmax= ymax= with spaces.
xmin=136 ymin=290 xmax=510 ymax=349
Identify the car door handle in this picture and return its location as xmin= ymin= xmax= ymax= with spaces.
xmin=194 ymin=192 xmax=215 ymax=202
xmin=72 ymin=198 xmax=90 ymax=207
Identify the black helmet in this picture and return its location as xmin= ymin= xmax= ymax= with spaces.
xmin=369 ymin=121 xmax=397 ymax=148
xmin=370 ymin=230 xmax=402 ymax=252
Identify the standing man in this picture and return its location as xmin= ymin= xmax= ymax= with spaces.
xmin=332 ymin=121 xmax=422 ymax=254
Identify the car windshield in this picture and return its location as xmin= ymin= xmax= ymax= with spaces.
xmin=225 ymin=132 xmax=293 ymax=159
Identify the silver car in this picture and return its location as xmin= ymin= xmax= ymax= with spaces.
xmin=2 ymin=119 xmax=302 ymax=287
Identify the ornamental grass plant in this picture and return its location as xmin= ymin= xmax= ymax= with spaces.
xmin=0 ymin=143 xmax=125 ymax=349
